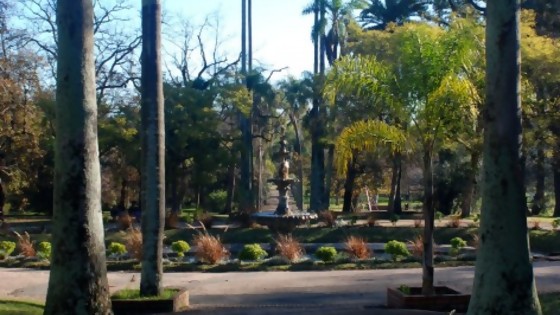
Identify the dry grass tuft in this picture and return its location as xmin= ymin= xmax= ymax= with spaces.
xmin=470 ymin=233 xmax=479 ymax=249
xmin=413 ymin=219 xmax=423 ymax=228
xmin=125 ymin=227 xmax=143 ymax=260
xmin=118 ymin=212 xmax=134 ymax=230
xmin=275 ymin=234 xmax=304 ymax=262
xmin=318 ymin=211 xmax=337 ymax=228
xmin=408 ymin=234 xmax=424 ymax=258
xmin=14 ymin=231 xmax=36 ymax=257
xmin=448 ymin=215 xmax=461 ymax=228
xmin=344 ymin=236 xmax=371 ymax=259
xmin=193 ymin=231 xmax=229 ymax=264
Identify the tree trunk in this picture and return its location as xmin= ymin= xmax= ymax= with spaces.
xmin=342 ymin=158 xmax=357 ymax=213
xmin=461 ymin=151 xmax=480 ymax=218
xmin=239 ymin=114 xmax=254 ymax=212
xmin=290 ymin=112 xmax=304 ymax=211
xmin=44 ymin=0 xmax=111 ymax=313
xmin=140 ymin=0 xmax=165 ymax=297
xmin=531 ymin=142 xmax=546 ymax=215
xmin=553 ymin=148 xmax=560 ymax=217
xmin=421 ymin=149 xmax=435 ymax=296
xmin=324 ymin=144 xmax=334 ymax=209
xmin=241 ymin=0 xmax=247 ymax=74
xmin=313 ymin=0 xmax=319 ymax=75
xmin=247 ymin=0 xmax=252 ymax=72
xmin=467 ymin=1 xmax=542 ymax=313
xmin=119 ymin=177 xmax=128 ymax=209
xmin=388 ymin=152 xmax=403 ymax=215
xmin=225 ymin=162 xmax=236 ymax=214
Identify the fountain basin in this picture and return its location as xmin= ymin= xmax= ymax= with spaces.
xmin=252 ymin=211 xmax=318 ymax=234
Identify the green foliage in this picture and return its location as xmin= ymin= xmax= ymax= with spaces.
xmin=390 ymin=214 xmax=400 ymax=226
xmin=435 ymin=211 xmax=445 ymax=221
xmin=384 ymin=240 xmax=410 ymax=261
xmin=36 ymin=242 xmax=51 ymax=260
xmin=398 ymin=284 xmax=411 ymax=295
xmin=108 ymin=242 xmax=127 ymax=256
xmin=238 ymin=244 xmax=268 ymax=261
xmin=552 ymin=218 xmax=560 ymax=230
xmin=171 ymin=240 xmax=191 ymax=258
xmin=112 ymin=288 xmax=179 ymax=300
xmin=0 ymin=241 xmax=16 ymax=259
xmin=315 ymin=246 xmax=338 ymax=262
xmin=206 ymin=190 xmax=227 ymax=212
xmin=450 ymin=237 xmax=467 ymax=249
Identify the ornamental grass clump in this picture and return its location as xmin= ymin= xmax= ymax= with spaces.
xmin=14 ymin=231 xmax=35 ymax=257
xmin=0 ymin=241 xmax=16 ymax=260
xmin=238 ymin=244 xmax=268 ymax=261
xmin=193 ymin=232 xmax=228 ymax=264
xmin=125 ymin=227 xmax=143 ymax=260
xmin=275 ymin=234 xmax=304 ymax=263
xmin=384 ymin=240 xmax=410 ymax=262
xmin=171 ymin=240 xmax=191 ymax=258
xmin=408 ymin=234 xmax=424 ymax=258
xmin=344 ymin=236 xmax=371 ymax=260
xmin=315 ymin=246 xmax=337 ymax=262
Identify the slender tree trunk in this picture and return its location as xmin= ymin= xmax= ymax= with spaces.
xmin=388 ymin=152 xmax=403 ymax=215
xmin=225 ymin=162 xmax=236 ymax=214
xmin=554 ymin=151 xmax=560 ymax=217
xmin=324 ymin=144 xmax=334 ymax=209
xmin=241 ymin=0 xmax=247 ymax=75
xmin=342 ymin=158 xmax=357 ymax=213
xmin=290 ymin=112 xmax=304 ymax=211
xmin=468 ymin=1 xmax=542 ymax=313
xmin=313 ymin=0 xmax=319 ymax=75
xmin=247 ymin=0 xmax=252 ymax=72
xmin=45 ymin=0 xmax=111 ymax=313
xmin=119 ymin=177 xmax=128 ymax=209
xmin=140 ymin=0 xmax=165 ymax=297
xmin=421 ymin=149 xmax=435 ymax=296
xmin=531 ymin=142 xmax=546 ymax=215
xmin=461 ymin=151 xmax=480 ymax=218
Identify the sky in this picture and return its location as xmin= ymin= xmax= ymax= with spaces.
xmin=152 ymin=1 xmax=316 ymax=79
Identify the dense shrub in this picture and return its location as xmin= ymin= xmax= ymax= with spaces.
xmin=171 ymin=240 xmax=191 ymax=257
xmin=315 ymin=246 xmax=337 ymax=262
xmin=37 ymin=241 xmax=51 ymax=260
xmin=206 ymin=190 xmax=227 ymax=212
xmin=384 ymin=240 xmax=410 ymax=261
xmin=390 ymin=214 xmax=400 ymax=226
xmin=238 ymin=244 xmax=268 ymax=261
xmin=318 ymin=211 xmax=337 ymax=228
xmin=0 ymin=241 xmax=16 ymax=259
xmin=450 ymin=237 xmax=467 ymax=256
xmin=109 ymin=242 xmax=127 ymax=256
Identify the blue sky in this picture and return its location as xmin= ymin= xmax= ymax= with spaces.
xmin=156 ymin=1 xmax=315 ymax=79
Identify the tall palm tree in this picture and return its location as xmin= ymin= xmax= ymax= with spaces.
xmin=45 ymin=0 xmax=111 ymax=314
xmin=360 ymin=0 xmax=429 ymax=30
xmin=140 ymin=0 xmax=165 ymax=297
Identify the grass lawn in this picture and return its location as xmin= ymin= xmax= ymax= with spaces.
xmin=112 ymin=288 xmax=179 ymax=300
xmin=0 ymin=300 xmax=43 ymax=315
xmin=541 ymin=292 xmax=560 ymax=315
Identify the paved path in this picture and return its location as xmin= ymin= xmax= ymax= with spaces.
xmin=2 ymin=262 xmax=560 ymax=314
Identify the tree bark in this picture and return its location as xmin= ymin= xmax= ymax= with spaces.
xmin=44 ymin=0 xmax=111 ymax=313
xmin=461 ymin=151 xmax=480 ymax=218
xmin=225 ymin=162 xmax=236 ymax=214
xmin=554 ymin=151 xmax=560 ymax=217
xmin=467 ymin=1 xmax=542 ymax=313
xmin=421 ymin=148 xmax=435 ymax=296
xmin=342 ymin=158 xmax=357 ymax=213
xmin=388 ymin=152 xmax=403 ymax=215
xmin=324 ymin=144 xmax=334 ymax=209
xmin=119 ymin=177 xmax=129 ymax=209
xmin=531 ymin=142 xmax=546 ymax=215
xmin=140 ymin=0 xmax=165 ymax=297
xmin=289 ymin=112 xmax=304 ymax=211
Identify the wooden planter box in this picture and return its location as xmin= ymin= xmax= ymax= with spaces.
xmin=111 ymin=289 xmax=189 ymax=315
xmin=387 ymin=286 xmax=470 ymax=312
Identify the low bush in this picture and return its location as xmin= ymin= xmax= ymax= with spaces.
xmin=318 ymin=211 xmax=337 ymax=228
xmin=206 ymin=189 xmax=227 ymax=212
xmin=165 ymin=211 xmax=180 ymax=229
xmin=344 ymin=236 xmax=371 ymax=259
xmin=118 ymin=212 xmax=134 ymax=230
xmin=435 ymin=211 xmax=445 ymax=221
xmin=171 ymin=240 xmax=191 ymax=257
xmin=37 ymin=242 xmax=51 ymax=260
xmin=0 ymin=241 xmax=16 ymax=259
xmin=239 ymin=244 xmax=268 ymax=261
xmin=448 ymin=215 xmax=461 ymax=228
xmin=315 ymin=246 xmax=337 ymax=262
xmin=275 ymin=234 xmax=304 ymax=263
xmin=413 ymin=219 xmax=422 ymax=228
xmin=390 ymin=214 xmax=400 ymax=227
xmin=193 ymin=232 xmax=229 ymax=264
xmin=125 ymin=228 xmax=143 ymax=260
xmin=450 ymin=236 xmax=467 ymax=256
xmin=367 ymin=215 xmax=376 ymax=227
xmin=553 ymin=218 xmax=560 ymax=230
xmin=196 ymin=212 xmax=214 ymax=229
xmin=108 ymin=242 xmax=127 ymax=256
xmin=385 ymin=240 xmax=410 ymax=261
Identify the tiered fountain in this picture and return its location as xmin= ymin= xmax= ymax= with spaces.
xmin=252 ymin=129 xmax=317 ymax=233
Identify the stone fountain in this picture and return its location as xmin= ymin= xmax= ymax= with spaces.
xmin=252 ymin=128 xmax=317 ymax=234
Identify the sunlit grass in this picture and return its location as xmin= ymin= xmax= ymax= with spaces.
xmin=0 ymin=300 xmax=44 ymax=315
xmin=112 ymin=288 xmax=179 ymax=300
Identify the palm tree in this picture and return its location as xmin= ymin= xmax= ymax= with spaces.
xmin=360 ymin=0 xmax=429 ymax=30
xmin=140 ymin=0 xmax=165 ymax=297
xmin=44 ymin=0 xmax=111 ymax=314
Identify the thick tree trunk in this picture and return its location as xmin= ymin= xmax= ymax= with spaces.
xmin=44 ymin=0 xmax=111 ymax=313
xmin=461 ymin=151 xmax=480 ymax=218
xmin=310 ymin=106 xmax=325 ymax=211
xmin=313 ymin=0 xmax=319 ymax=75
xmin=119 ymin=177 xmax=128 ymax=209
xmin=225 ymin=162 xmax=236 ymax=213
xmin=467 ymin=1 xmax=542 ymax=313
xmin=554 ymin=154 xmax=560 ymax=217
xmin=140 ymin=0 xmax=165 ymax=297
xmin=388 ymin=153 xmax=403 ymax=215
xmin=531 ymin=143 xmax=546 ymax=215
xmin=342 ymin=158 xmax=357 ymax=213
xmin=421 ymin=149 xmax=435 ymax=296
xmin=324 ymin=144 xmax=334 ymax=209
xmin=290 ymin=112 xmax=304 ymax=211
xmin=239 ymin=114 xmax=254 ymax=212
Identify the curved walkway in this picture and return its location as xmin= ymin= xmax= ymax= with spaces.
xmin=1 ymin=261 xmax=560 ymax=314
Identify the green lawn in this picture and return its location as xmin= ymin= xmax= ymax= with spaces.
xmin=112 ymin=288 xmax=179 ymax=300
xmin=541 ymin=292 xmax=560 ymax=315
xmin=0 ymin=300 xmax=43 ymax=315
